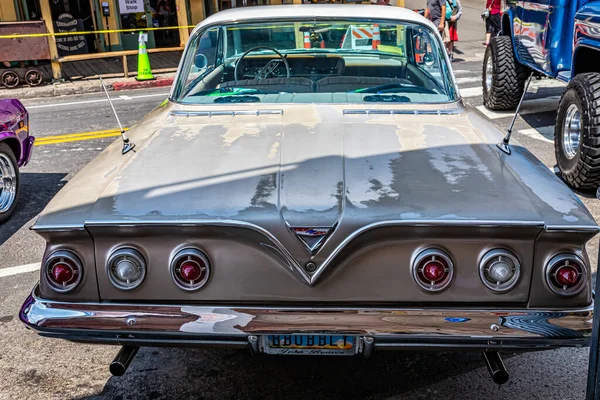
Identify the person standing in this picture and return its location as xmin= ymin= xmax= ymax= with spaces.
xmin=424 ymin=0 xmax=447 ymax=40
xmin=485 ymin=0 xmax=501 ymax=46
xmin=446 ymin=0 xmax=462 ymax=61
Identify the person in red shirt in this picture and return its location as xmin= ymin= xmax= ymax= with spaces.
xmin=485 ymin=0 xmax=501 ymax=46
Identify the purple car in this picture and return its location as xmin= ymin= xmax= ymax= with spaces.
xmin=0 ymin=99 xmax=34 ymax=222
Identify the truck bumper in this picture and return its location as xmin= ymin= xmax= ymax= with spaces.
xmin=20 ymin=287 xmax=593 ymax=353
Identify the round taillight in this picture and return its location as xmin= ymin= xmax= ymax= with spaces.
xmin=170 ymin=248 xmax=210 ymax=291
xmin=44 ymin=250 xmax=83 ymax=293
xmin=545 ymin=254 xmax=587 ymax=296
xmin=107 ymin=248 xmax=146 ymax=291
xmin=412 ymin=248 xmax=454 ymax=292
xmin=479 ymin=249 xmax=521 ymax=292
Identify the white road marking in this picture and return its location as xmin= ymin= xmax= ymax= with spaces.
xmin=452 ymin=70 xmax=475 ymax=75
xmin=475 ymin=97 xmax=561 ymax=120
xmin=519 ymin=126 xmax=554 ymax=143
xmin=27 ymin=92 xmax=169 ymax=109
xmin=119 ymin=95 xmax=133 ymax=100
xmin=0 ymin=262 xmax=40 ymax=278
xmin=456 ymin=76 xmax=481 ymax=84
xmin=459 ymin=86 xmax=483 ymax=98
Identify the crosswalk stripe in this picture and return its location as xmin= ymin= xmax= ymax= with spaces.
xmin=460 ymin=86 xmax=483 ymax=98
xmin=518 ymin=126 xmax=554 ymax=143
xmin=475 ymin=97 xmax=561 ymax=120
xmin=453 ymin=70 xmax=476 ymax=75
xmin=456 ymin=76 xmax=481 ymax=84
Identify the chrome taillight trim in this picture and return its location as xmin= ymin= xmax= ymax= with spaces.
xmin=479 ymin=249 xmax=521 ymax=293
xmin=545 ymin=253 xmax=587 ymax=297
xmin=44 ymin=250 xmax=84 ymax=293
xmin=107 ymin=248 xmax=147 ymax=291
xmin=412 ymin=248 xmax=454 ymax=292
xmin=170 ymin=248 xmax=211 ymax=292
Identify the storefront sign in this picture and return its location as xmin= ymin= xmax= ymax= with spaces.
xmin=119 ymin=0 xmax=144 ymax=14
xmin=53 ymin=13 xmax=88 ymax=56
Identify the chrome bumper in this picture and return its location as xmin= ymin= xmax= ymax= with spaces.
xmin=20 ymin=288 xmax=593 ymax=352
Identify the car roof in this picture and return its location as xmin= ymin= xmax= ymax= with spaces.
xmin=191 ymin=4 xmax=432 ymax=34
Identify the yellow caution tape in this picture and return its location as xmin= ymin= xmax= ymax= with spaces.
xmin=0 ymin=25 xmax=197 ymax=39
xmin=1 ymin=23 xmax=405 ymax=39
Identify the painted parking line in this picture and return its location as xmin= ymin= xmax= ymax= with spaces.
xmin=34 ymin=128 xmax=128 ymax=146
xmin=0 ymin=262 xmax=40 ymax=278
xmin=519 ymin=126 xmax=554 ymax=143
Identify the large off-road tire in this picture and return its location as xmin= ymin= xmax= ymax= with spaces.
xmin=482 ymin=36 xmax=528 ymax=111
xmin=0 ymin=142 xmax=20 ymax=223
xmin=555 ymin=73 xmax=600 ymax=190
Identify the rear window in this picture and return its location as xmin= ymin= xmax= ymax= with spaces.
xmin=173 ymin=18 xmax=456 ymax=105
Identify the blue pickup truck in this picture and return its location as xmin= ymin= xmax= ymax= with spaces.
xmin=482 ymin=0 xmax=600 ymax=190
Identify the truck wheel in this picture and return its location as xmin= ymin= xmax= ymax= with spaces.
xmin=482 ymin=36 xmax=528 ymax=111
xmin=555 ymin=73 xmax=600 ymax=190
xmin=0 ymin=142 xmax=20 ymax=223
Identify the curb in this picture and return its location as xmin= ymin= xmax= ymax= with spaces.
xmin=113 ymin=77 xmax=174 ymax=91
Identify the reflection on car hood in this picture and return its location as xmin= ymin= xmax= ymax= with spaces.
xmin=35 ymin=102 xmax=596 ymax=233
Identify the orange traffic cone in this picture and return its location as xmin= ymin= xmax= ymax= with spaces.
xmin=372 ymin=24 xmax=381 ymax=50
xmin=304 ymin=32 xmax=311 ymax=49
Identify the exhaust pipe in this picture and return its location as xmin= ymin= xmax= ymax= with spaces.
xmin=109 ymin=346 xmax=139 ymax=376
xmin=482 ymin=351 xmax=509 ymax=385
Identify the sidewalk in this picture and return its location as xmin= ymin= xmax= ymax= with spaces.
xmin=0 ymin=72 xmax=176 ymax=100
xmin=0 ymin=51 xmax=181 ymax=100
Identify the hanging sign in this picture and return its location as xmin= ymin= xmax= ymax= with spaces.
xmin=119 ymin=0 xmax=144 ymax=14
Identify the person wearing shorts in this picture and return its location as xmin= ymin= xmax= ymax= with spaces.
xmin=425 ymin=0 xmax=447 ymax=40
xmin=485 ymin=0 xmax=501 ymax=45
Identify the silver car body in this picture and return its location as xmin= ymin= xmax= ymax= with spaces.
xmin=21 ymin=5 xmax=598 ymax=355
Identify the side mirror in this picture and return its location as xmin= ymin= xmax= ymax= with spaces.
xmin=423 ymin=53 xmax=435 ymax=67
xmin=195 ymin=54 xmax=208 ymax=69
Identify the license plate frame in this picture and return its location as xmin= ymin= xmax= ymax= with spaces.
xmin=263 ymin=334 xmax=359 ymax=356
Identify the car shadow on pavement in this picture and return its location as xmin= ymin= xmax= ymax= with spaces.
xmin=0 ymin=172 xmax=67 ymax=246
xmin=82 ymin=348 xmax=511 ymax=400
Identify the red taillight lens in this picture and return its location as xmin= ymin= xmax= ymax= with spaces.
xmin=44 ymin=250 xmax=83 ymax=293
xmin=412 ymin=248 xmax=454 ymax=292
xmin=171 ymin=248 xmax=211 ymax=291
xmin=545 ymin=254 xmax=587 ymax=296
xmin=555 ymin=265 xmax=580 ymax=286
xmin=179 ymin=260 xmax=205 ymax=282
xmin=422 ymin=261 xmax=446 ymax=282
xmin=51 ymin=262 xmax=74 ymax=283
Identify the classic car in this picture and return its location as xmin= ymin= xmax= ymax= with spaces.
xmin=19 ymin=5 xmax=598 ymax=383
xmin=0 ymin=98 xmax=34 ymax=222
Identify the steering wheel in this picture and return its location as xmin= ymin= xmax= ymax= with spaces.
xmin=234 ymin=46 xmax=291 ymax=81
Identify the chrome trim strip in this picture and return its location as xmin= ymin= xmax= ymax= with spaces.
xmin=31 ymin=224 xmax=85 ymax=232
xmin=20 ymin=288 xmax=593 ymax=349
xmin=545 ymin=225 xmax=600 ymax=233
xmin=342 ymin=109 xmax=460 ymax=115
xmin=169 ymin=110 xmax=284 ymax=117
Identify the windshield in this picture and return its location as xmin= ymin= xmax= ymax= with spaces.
xmin=173 ymin=18 xmax=456 ymax=104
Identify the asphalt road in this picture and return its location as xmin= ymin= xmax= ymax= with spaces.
xmin=1 ymin=8 xmax=600 ymax=400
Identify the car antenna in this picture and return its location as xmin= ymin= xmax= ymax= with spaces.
xmin=497 ymin=72 xmax=534 ymax=155
xmin=99 ymin=77 xmax=136 ymax=155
